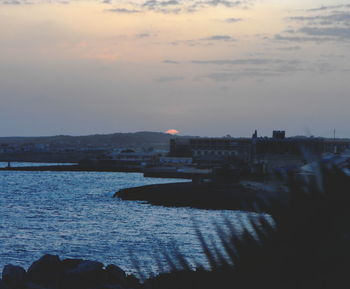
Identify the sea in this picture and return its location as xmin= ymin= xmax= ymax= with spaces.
xmin=0 ymin=162 xmax=264 ymax=275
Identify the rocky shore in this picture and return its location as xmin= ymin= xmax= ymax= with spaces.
xmin=115 ymin=181 xmax=284 ymax=212
xmin=0 ymin=254 xmax=140 ymax=289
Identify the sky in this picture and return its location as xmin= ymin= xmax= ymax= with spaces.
xmin=1 ymin=0 xmax=350 ymax=137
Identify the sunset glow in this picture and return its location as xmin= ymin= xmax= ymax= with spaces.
xmin=166 ymin=129 xmax=179 ymax=135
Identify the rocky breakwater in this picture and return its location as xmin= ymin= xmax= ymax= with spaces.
xmin=0 ymin=255 xmax=140 ymax=289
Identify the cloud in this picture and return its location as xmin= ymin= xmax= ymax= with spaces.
xmin=289 ymin=12 xmax=350 ymax=26
xmin=187 ymin=0 xmax=255 ymax=12
xmin=204 ymin=63 xmax=333 ymax=82
xmin=136 ymin=32 xmax=152 ymax=38
xmin=306 ymin=4 xmax=350 ymax=12
xmin=205 ymin=70 xmax=279 ymax=82
xmin=275 ymin=26 xmax=350 ymax=43
xmin=106 ymin=8 xmax=141 ymax=13
xmin=142 ymin=0 xmax=180 ymax=9
xmin=277 ymin=46 xmax=301 ymax=51
xmin=162 ymin=60 xmax=179 ymax=64
xmin=1 ymin=0 xmax=24 ymax=4
xmin=200 ymin=35 xmax=236 ymax=41
xmin=191 ymin=57 xmax=339 ymax=82
xmin=224 ymin=17 xmax=243 ymax=23
xmin=191 ymin=58 xmax=290 ymax=65
xmin=299 ymin=26 xmax=350 ymax=39
xmin=274 ymin=34 xmax=334 ymax=43
xmin=0 ymin=0 xmax=257 ymax=14
xmin=275 ymin=4 xmax=350 ymax=43
xmin=101 ymin=0 xmax=256 ymax=14
xmin=141 ymin=0 xmax=182 ymax=13
xmin=201 ymin=0 xmax=244 ymax=8
xmin=169 ymin=34 xmax=237 ymax=46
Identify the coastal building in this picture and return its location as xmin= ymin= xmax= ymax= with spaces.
xmin=169 ymin=130 xmax=350 ymax=173
xmin=169 ymin=138 xmax=193 ymax=157
xmin=169 ymin=137 xmax=252 ymax=164
xmin=254 ymin=133 xmax=324 ymax=156
xmin=323 ymin=139 xmax=350 ymax=154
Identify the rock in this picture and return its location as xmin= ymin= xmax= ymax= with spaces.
xmin=27 ymin=254 xmax=63 ymax=286
xmin=2 ymin=264 xmax=27 ymax=285
xmin=66 ymin=260 xmax=104 ymax=276
xmin=104 ymin=265 xmax=126 ymax=285
xmin=61 ymin=259 xmax=84 ymax=272
xmin=63 ymin=260 xmax=104 ymax=289
xmin=0 ymin=279 xmax=10 ymax=289
xmin=125 ymin=275 xmax=141 ymax=289
xmin=2 ymin=257 xmax=131 ymax=289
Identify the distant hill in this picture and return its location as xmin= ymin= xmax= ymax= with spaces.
xmin=0 ymin=131 xmax=189 ymax=149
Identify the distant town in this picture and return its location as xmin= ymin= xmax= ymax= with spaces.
xmin=1 ymin=130 xmax=350 ymax=181
xmin=0 ymin=132 xmax=172 ymax=163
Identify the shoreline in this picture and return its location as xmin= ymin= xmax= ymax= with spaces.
xmin=115 ymin=181 xmax=283 ymax=213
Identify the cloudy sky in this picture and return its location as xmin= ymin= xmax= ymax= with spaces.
xmin=1 ymin=0 xmax=350 ymax=137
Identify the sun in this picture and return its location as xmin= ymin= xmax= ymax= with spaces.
xmin=165 ymin=129 xmax=179 ymax=135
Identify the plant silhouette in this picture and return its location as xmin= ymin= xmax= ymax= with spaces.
xmin=141 ymin=155 xmax=350 ymax=289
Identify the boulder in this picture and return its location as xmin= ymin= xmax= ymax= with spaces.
xmin=104 ymin=265 xmax=126 ymax=286
xmin=0 ymin=279 xmax=10 ymax=289
xmin=2 ymin=264 xmax=27 ymax=285
xmin=63 ymin=260 xmax=104 ymax=289
xmin=66 ymin=260 xmax=104 ymax=276
xmin=61 ymin=259 xmax=84 ymax=272
xmin=125 ymin=275 xmax=141 ymax=289
xmin=27 ymin=254 xmax=63 ymax=286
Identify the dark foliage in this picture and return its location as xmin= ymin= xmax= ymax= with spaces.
xmin=143 ymin=155 xmax=350 ymax=289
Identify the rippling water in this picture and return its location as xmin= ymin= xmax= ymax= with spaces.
xmin=0 ymin=163 xmax=261 ymax=274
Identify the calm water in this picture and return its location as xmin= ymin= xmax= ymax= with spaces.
xmin=0 ymin=163 xmax=261 ymax=274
